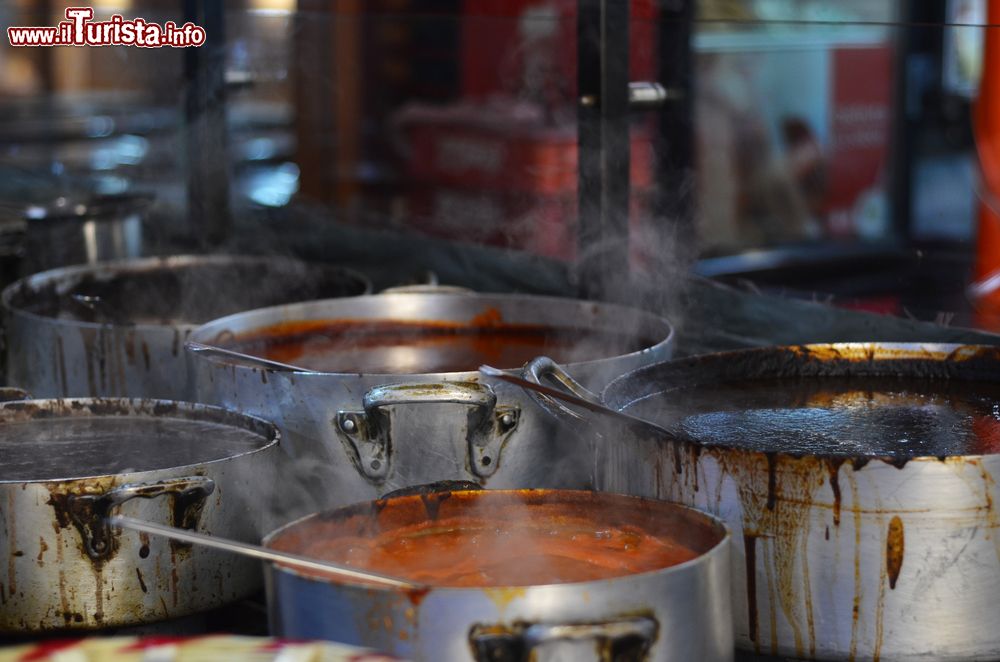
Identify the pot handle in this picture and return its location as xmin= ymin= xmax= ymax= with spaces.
xmin=67 ymin=476 xmax=216 ymax=559
xmin=338 ymin=382 xmax=520 ymax=481
xmin=522 ymin=356 xmax=601 ymax=425
xmin=379 ymin=269 xmax=476 ymax=295
xmin=470 ymin=615 xmax=658 ymax=662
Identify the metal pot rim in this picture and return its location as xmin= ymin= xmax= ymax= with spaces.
xmin=186 ymin=292 xmax=675 ymax=377
xmin=23 ymin=191 xmax=154 ymax=223
xmin=0 ymin=397 xmax=280 ymax=485
xmin=601 ymin=341 xmax=1000 ymax=465
xmin=1 ymin=253 xmax=372 ymax=332
xmin=261 ymin=488 xmax=730 ymax=592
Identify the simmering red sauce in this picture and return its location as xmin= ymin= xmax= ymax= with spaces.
xmin=267 ymin=490 xmax=719 ymax=587
xmin=222 ymin=318 xmax=653 ymax=374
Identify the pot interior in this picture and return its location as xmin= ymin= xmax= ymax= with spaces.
xmin=265 ymin=489 xmax=726 ymax=588
xmin=0 ymin=398 xmax=277 ymax=482
xmin=609 ymin=343 xmax=1000 ymax=459
xmin=226 ymin=319 xmax=657 ymax=373
xmin=5 ymin=256 xmax=368 ymax=327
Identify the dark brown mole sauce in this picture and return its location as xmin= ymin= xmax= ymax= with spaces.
xmin=269 ymin=498 xmax=701 ymax=587
xmin=224 ymin=318 xmax=654 ymax=373
xmin=628 ymin=376 xmax=1000 ymax=458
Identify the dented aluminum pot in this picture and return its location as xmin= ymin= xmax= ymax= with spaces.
xmin=263 ymin=488 xmax=733 ymax=662
xmin=574 ymin=343 xmax=1000 ymax=661
xmin=0 ymin=398 xmax=279 ymax=632
xmin=2 ymin=254 xmax=370 ymax=399
xmin=186 ymin=293 xmax=674 ymax=513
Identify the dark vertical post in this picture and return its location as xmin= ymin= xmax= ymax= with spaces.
xmin=184 ymin=0 xmax=230 ymax=248
xmin=577 ymin=0 xmax=631 ymax=300
xmin=888 ymin=0 xmax=915 ymax=243
xmin=654 ymin=0 xmax=695 ymax=259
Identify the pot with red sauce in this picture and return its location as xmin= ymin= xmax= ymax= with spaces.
xmin=262 ymin=487 xmax=732 ymax=661
xmin=185 ymin=292 xmax=674 ymax=514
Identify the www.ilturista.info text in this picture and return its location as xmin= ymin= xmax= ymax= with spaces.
xmin=8 ymin=7 xmax=206 ymax=48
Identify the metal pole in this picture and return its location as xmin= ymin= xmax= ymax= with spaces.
xmin=577 ymin=0 xmax=631 ymax=300
xmin=654 ymin=0 xmax=696 ymax=261
xmin=184 ymin=0 xmax=230 ymax=248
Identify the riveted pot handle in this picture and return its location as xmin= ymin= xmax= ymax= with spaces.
xmin=338 ymin=382 xmax=520 ymax=481
xmin=523 ymin=355 xmax=601 ymax=425
xmin=470 ymin=616 xmax=658 ymax=662
xmin=67 ymin=476 xmax=216 ymax=559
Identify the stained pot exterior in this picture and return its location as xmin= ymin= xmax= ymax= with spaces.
xmin=2 ymin=255 xmax=370 ymax=400
xmin=0 ymin=399 xmax=280 ymax=632
xmin=600 ymin=343 xmax=1000 ymax=661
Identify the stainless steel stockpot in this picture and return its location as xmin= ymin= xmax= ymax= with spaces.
xmin=2 ymin=254 xmax=370 ymax=399
xmin=0 ymin=398 xmax=279 ymax=632
xmin=186 ymin=292 xmax=674 ymax=513
xmin=574 ymin=342 xmax=1000 ymax=661
xmin=263 ymin=488 xmax=733 ymax=662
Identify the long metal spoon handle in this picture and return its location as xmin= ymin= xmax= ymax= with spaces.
xmin=109 ymin=516 xmax=421 ymax=589
xmin=185 ymin=341 xmax=313 ymax=373
xmin=478 ymin=364 xmax=660 ymax=429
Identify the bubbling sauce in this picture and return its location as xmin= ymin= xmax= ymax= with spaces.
xmin=224 ymin=318 xmax=653 ymax=374
xmin=627 ymin=376 xmax=1000 ymax=457
xmin=267 ymin=491 xmax=716 ymax=587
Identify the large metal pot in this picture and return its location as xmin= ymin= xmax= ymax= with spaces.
xmin=186 ymin=292 xmax=674 ymax=513
xmin=536 ymin=343 xmax=1000 ymax=661
xmin=0 ymin=398 xmax=279 ymax=633
xmin=263 ymin=487 xmax=733 ymax=662
xmin=20 ymin=192 xmax=151 ymax=274
xmin=2 ymin=254 xmax=371 ymax=398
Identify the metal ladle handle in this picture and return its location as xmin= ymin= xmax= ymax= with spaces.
xmin=109 ymin=516 xmax=422 ymax=590
xmin=479 ymin=362 xmax=664 ymax=432
xmin=185 ymin=341 xmax=314 ymax=373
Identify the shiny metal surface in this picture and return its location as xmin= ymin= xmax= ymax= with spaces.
xmin=21 ymin=193 xmax=149 ymax=274
xmin=598 ymin=343 xmax=1000 ymax=661
xmin=187 ymin=293 xmax=674 ymax=513
xmin=0 ymin=398 xmax=279 ymax=632
xmin=263 ymin=489 xmax=733 ymax=662
xmin=2 ymin=254 xmax=370 ymax=398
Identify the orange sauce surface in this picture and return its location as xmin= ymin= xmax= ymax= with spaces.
xmin=223 ymin=318 xmax=653 ymax=374
xmin=268 ymin=491 xmax=717 ymax=587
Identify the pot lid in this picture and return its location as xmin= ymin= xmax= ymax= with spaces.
xmin=0 ymin=399 xmax=276 ymax=483
xmin=609 ymin=344 xmax=1000 ymax=459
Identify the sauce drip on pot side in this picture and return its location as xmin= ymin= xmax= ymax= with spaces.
xmin=225 ymin=319 xmax=653 ymax=373
xmin=629 ymin=376 xmax=1000 ymax=457
xmin=269 ymin=494 xmax=711 ymax=587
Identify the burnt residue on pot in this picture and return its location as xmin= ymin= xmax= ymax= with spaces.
xmin=743 ymin=533 xmax=759 ymax=646
xmin=605 ymin=344 xmax=1000 ymax=659
xmin=46 ymin=477 xmax=119 ymax=569
xmin=886 ymin=516 xmax=904 ymax=590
